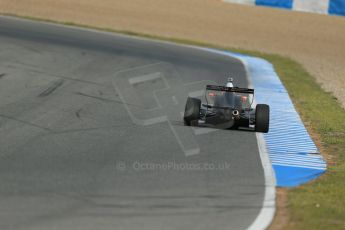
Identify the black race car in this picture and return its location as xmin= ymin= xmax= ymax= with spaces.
xmin=183 ymin=84 xmax=269 ymax=133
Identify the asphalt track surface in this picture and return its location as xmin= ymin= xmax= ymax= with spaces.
xmin=0 ymin=17 xmax=265 ymax=230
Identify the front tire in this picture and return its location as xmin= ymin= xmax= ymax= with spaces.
xmin=255 ymin=104 xmax=269 ymax=133
xmin=184 ymin=97 xmax=201 ymax=126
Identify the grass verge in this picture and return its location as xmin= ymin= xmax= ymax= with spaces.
xmin=3 ymin=14 xmax=345 ymax=229
xmin=262 ymin=54 xmax=345 ymax=230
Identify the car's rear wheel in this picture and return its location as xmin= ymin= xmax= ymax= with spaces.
xmin=184 ymin=97 xmax=201 ymax=126
xmin=255 ymin=104 xmax=270 ymax=133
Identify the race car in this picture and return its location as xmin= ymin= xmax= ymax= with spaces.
xmin=183 ymin=79 xmax=269 ymax=133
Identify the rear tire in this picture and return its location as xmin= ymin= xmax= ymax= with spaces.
xmin=255 ymin=104 xmax=269 ymax=133
xmin=184 ymin=97 xmax=201 ymax=126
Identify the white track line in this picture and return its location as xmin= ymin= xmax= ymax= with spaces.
xmin=247 ymin=133 xmax=276 ymax=230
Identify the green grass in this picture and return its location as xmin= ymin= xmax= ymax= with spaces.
xmin=3 ymin=13 xmax=345 ymax=229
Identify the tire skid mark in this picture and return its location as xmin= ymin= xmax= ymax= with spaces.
xmin=38 ymin=79 xmax=64 ymax=97
xmin=49 ymin=123 xmax=136 ymax=135
xmin=75 ymin=91 xmax=146 ymax=108
xmin=0 ymin=114 xmax=52 ymax=132
xmin=75 ymin=92 xmax=114 ymax=102
xmin=5 ymin=63 xmax=104 ymax=86
xmin=75 ymin=108 xmax=83 ymax=119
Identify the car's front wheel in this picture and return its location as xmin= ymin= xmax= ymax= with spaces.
xmin=255 ymin=104 xmax=270 ymax=133
xmin=184 ymin=97 xmax=201 ymax=126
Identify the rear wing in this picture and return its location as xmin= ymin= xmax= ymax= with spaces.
xmin=206 ymin=85 xmax=254 ymax=94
